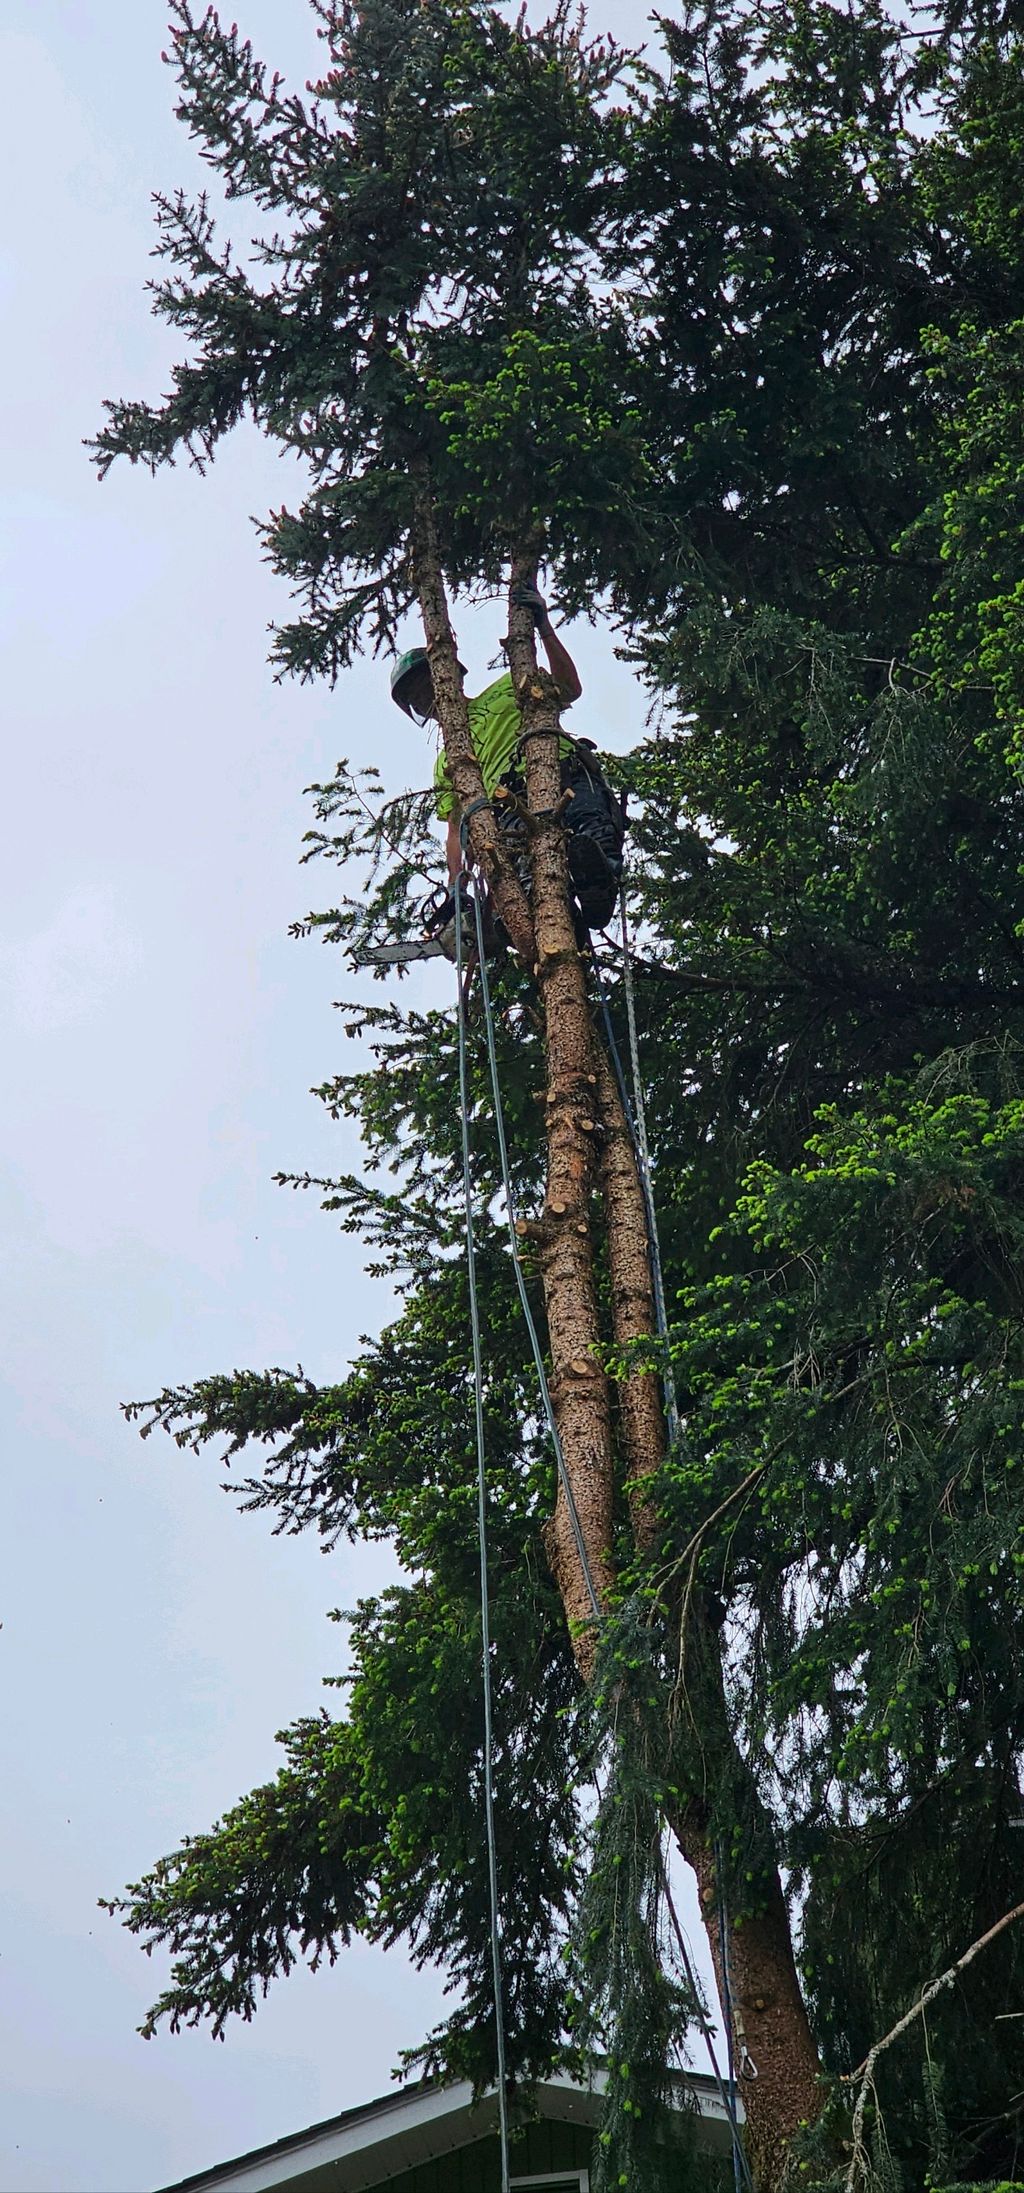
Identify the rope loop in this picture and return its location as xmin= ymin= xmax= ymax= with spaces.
xmin=460 ymin=795 xmax=491 ymax=837
xmin=515 ymin=724 xmax=591 ymax=756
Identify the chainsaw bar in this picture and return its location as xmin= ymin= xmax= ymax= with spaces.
xmin=350 ymin=935 xmax=448 ymax=968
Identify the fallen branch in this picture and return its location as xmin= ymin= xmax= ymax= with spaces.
xmin=842 ymin=1899 xmax=1024 ymax=2192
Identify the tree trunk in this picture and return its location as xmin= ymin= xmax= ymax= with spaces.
xmin=594 ymin=1049 xmax=665 ymax=1553
xmin=415 ymin=497 xmax=822 ymax=2180
xmin=411 ymin=486 xmax=612 ymax=1651
xmin=667 ymin=1618 xmax=824 ymax=2183
xmin=412 ymin=486 xmax=535 ymax=964
xmin=594 ymin=979 xmax=825 ymax=2178
xmin=504 ymin=557 xmax=614 ymax=1649
xmin=683 ymin=1827 xmax=824 ymax=2185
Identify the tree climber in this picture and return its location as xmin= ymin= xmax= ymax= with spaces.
xmin=389 ymin=583 xmax=625 ymax=941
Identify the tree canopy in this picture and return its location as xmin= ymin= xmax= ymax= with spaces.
xmin=97 ymin=2 xmax=1024 ymax=2186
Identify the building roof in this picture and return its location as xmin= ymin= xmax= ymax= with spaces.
xmin=156 ymin=2068 xmax=742 ymax=2193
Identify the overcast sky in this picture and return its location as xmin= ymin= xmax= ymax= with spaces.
xmin=0 ymin=7 xmax=711 ymax=2190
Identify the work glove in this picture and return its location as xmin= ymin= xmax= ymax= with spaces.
xmin=423 ymin=875 xmax=475 ymax=964
xmin=511 ymin=580 xmax=550 ymax=629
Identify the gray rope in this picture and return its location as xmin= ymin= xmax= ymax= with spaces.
xmin=591 ymin=931 xmax=681 ymax=1452
xmin=454 ymin=881 xmax=512 ymax=2193
xmin=455 ymin=849 xmax=749 ymax=2193
xmin=659 ymin=1848 xmax=754 ymax=2193
xmin=463 ymin=850 xmax=603 ymax=1626
xmin=714 ymin=1842 xmax=749 ymax=2193
xmin=618 ymin=883 xmax=680 ymax=1449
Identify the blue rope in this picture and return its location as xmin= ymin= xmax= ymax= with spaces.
xmin=453 ymin=880 xmax=512 ymax=2193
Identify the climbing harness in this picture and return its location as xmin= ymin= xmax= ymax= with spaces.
xmin=497 ymin=744 xmax=624 ymax=935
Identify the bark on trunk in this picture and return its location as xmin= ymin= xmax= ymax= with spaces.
xmin=681 ymin=1825 xmax=823 ymax=2184
xmin=411 ymin=489 xmax=612 ymax=1653
xmin=503 ymin=556 xmax=615 ymax=1648
xmin=594 ymin=1048 xmax=665 ymax=1553
xmin=413 ymin=493 xmax=822 ymax=2179
xmin=667 ymin=1619 xmax=824 ymax=2183
xmin=412 ymin=488 xmax=535 ymax=964
xmin=595 ymin=1004 xmax=824 ymax=2177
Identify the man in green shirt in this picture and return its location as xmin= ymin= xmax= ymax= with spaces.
xmin=390 ymin=585 xmax=624 ymax=932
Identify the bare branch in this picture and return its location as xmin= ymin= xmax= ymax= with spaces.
xmin=843 ymin=1900 xmax=1024 ymax=2191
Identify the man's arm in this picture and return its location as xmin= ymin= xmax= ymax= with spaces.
xmin=514 ymin=582 xmax=582 ymax=704
xmin=438 ymin=590 xmax=580 ymax=884
xmin=539 ymin=614 xmax=583 ymax=704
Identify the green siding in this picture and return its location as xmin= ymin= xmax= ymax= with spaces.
xmin=377 ymin=2114 xmax=592 ymax=2191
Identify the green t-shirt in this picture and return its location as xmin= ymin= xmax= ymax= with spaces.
xmin=433 ymin=673 xmax=572 ymax=819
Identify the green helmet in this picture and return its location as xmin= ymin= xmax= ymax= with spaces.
xmin=390 ymin=647 xmax=432 ymax=718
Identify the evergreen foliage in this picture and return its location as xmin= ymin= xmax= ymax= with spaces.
xmin=572 ymin=1609 xmax=702 ymax=2193
xmin=96 ymin=1 xmax=1024 ymax=2183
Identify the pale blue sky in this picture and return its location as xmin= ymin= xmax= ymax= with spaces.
xmin=0 ymin=6 xmax=710 ymax=2190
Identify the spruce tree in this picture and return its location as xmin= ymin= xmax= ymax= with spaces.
xmin=95 ymin=3 xmax=1024 ymax=2186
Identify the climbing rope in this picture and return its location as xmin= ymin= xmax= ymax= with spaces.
xmin=659 ymin=1846 xmax=755 ymax=2193
xmin=714 ymin=1846 xmax=750 ymax=2193
xmin=453 ymin=877 xmax=512 ymax=2193
xmin=595 ymin=885 xmax=754 ymax=2187
xmin=591 ymin=898 xmax=681 ymax=1451
xmin=460 ymin=826 xmax=604 ymax=1627
xmin=453 ymin=841 xmax=748 ymax=2193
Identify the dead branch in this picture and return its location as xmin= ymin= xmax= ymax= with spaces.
xmin=843 ymin=1900 xmax=1024 ymax=2192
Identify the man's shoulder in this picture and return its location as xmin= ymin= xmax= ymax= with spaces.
xmin=468 ymin=672 xmax=516 ymax=714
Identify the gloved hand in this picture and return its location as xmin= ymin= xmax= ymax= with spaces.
xmin=423 ymin=874 xmax=471 ymax=932
xmin=511 ymin=580 xmax=550 ymax=630
xmin=423 ymin=875 xmax=476 ymax=964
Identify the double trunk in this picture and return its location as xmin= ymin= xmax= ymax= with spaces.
xmin=413 ymin=501 xmax=823 ymax=2183
xmin=505 ymin=558 xmax=616 ymax=1644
